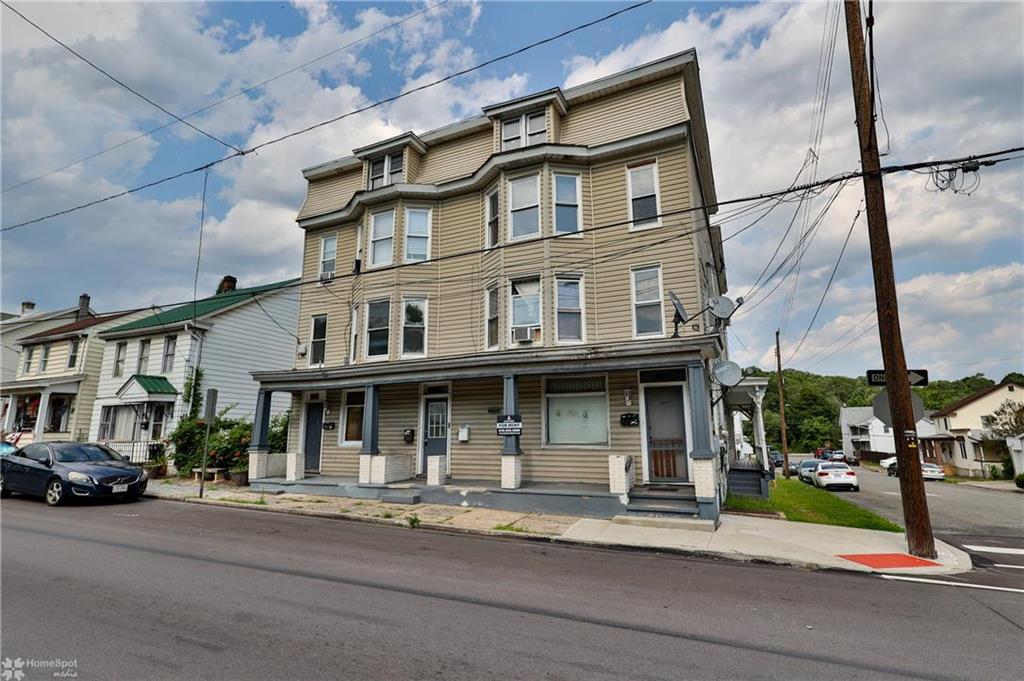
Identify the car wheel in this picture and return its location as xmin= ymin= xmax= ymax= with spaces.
xmin=45 ymin=478 xmax=66 ymax=507
xmin=853 ymin=486 xmax=860 ymax=492
xmin=0 ymin=474 xmax=10 ymax=498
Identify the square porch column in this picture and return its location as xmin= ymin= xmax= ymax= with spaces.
xmin=752 ymin=387 xmax=769 ymax=472
xmin=248 ymin=389 xmax=273 ymax=479
xmin=500 ymin=374 xmax=522 ymax=489
xmin=359 ymin=384 xmax=380 ymax=485
xmin=686 ymin=362 xmax=719 ymax=522
xmin=3 ymin=396 xmax=17 ymax=432
xmin=33 ymin=391 xmax=50 ymax=440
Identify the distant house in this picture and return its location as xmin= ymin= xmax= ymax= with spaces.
xmin=923 ymin=380 xmax=1024 ymax=478
xmin=88 ymin=276 xmax=298 ymax=461
xmin=839 ymin=406 xmax=935 ymax=460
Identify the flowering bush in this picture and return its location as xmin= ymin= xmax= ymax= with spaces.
xmin=168 ymin=413 xmax=251 ymax=474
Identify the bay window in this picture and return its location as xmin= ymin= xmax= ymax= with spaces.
xmin=404 ymin=208 xmax=431 ymax=262
xmin=509 ymin=175 xmax=539 ymax=239
xmin=401 ymin=297 xmax=427 ymax=358
xmin=554 ymin=173 xmax=581 ymax=234
xmin=545 ymin=376 xmax=609 ymax=446
xmin=510 ymin=278 xmax=541 ymax=343
xmin=627 ymin=162 xmax=660 ymax=228
xmin=309 ymin=315 xmax=327 ymax=366
xmin=366 ymin=299 xmax=390 ymax=359
xmin=320 ymin=234 xmax=337 ymax=281
xmin=632 ymin=265 xmax=664 ymax=337
xmin=556 ymin=277 xmax=583 ymax=342
xmin=370 ymin=210 xmax=394 ymax=267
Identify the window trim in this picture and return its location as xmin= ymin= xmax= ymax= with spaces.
xmin=338 ymin=388 xmax=365 ymax=448
xmin=509 ymin=275 xmax=542 ymax=345
xmin=501 ymin=111 xmax=547 ymax=151
xmin=22 ymin=347 xmax=34 ymax=374
xmin=308 ymin=315 xmax=328 ymax=368
xmin=630 ymin=264 xmax=666 ymax=339
xmin=319 ymin=233 xmax=338 ymax=282
xmin=112 ymin=341 xmax=127 ymax=378
xmin=484 ymin=286 xmax=500 ymax=351
xmin=67 ymin=338 xmax=80 ymax=369
xmin=626 ymin=160 xmax=662 ymax=231
xmin=136 ymin=339 xmax=151 ymax=374
xmin=369 ymin=209 xmax=395 ymax=269
xmin=507 ymin=173 xmax=541 ymax=241
xmin=364 ymin=297 xmax=392 ymax=362
xmin=485 ymin=187 xmax=500 ymax=248
xmin=541 ymin=374 xmax=611 ymax=449
xmin=403 ymin=206 xmax=432 ymax=263
xmin=552 ymin=171 xmax=583 ymax=237
xmin=368 ymin=151 xmax=404 ymax=190
xmin=555 ymin=275 xmax=586 ymax=345
xmin=400 ymin=296 xmax=428 ymax=359
xmin=39 ymin=344 xmax=51 ymax=372
xmin=161 ymin=335 xmax=177 ymax=373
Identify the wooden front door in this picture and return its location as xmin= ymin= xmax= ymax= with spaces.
xmin=645 ymin=386 xmax=688 ymax=482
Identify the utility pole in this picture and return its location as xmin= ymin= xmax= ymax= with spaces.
xmin=843 ymin=0 xmax=935 ymax=557
xmin=775 ymin=330 xmax=790 ymax=478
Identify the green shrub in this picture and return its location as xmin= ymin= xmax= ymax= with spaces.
xmin=168 ymin=417 xmax=208 ymax=473
xmin=1015 ymin=474 xmax=1024 ymax=490
xmin=168 ymin=412 xmax=252 ymax=473
xmin=1002 ymin=453 xmax=1016 ymax=480
xmin=990 ymin=465 xmax=1002 ymax=480
xmin=267 ymin=410 xmax=290 ymax=454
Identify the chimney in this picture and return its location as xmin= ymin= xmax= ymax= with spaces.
xmin=20 ymin=301 xmax=36 ymax=316
xmin=77 ymin=294 xmax=91 ymax=320
xmin=216 ymin=275 xmax=238 ymax=295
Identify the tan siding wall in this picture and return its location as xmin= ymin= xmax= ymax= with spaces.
xmin=405 ymin=146 xmax=422 ymax=183
xmin=561 ymin=75 xmax=687 ymax=146
xmin=416 ymin=129 xmax=493 ymax=185
xmin=298 ymin=168 xmax=363 ymax=220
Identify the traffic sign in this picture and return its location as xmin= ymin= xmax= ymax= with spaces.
xmin=866 ymin=369 xmax=929 ymax=387
xmin=872 ymin=390 xmax=925 ymax=428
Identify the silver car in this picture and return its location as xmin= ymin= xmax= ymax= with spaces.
xmin=798 ymin=459 xmax=821 ymax=483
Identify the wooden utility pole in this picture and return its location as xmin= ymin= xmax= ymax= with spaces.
xmin=843 ymin=0 xmax=935 ymax=557
xmin=775 ymin=330 xmax=790 ymax=478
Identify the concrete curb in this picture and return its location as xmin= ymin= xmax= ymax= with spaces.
xmin=957 ymin=482 xmax=1024 ymax=494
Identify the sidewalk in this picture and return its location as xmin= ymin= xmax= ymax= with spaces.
xmin=145 ymin=479 xmax=971 ymax=575
xmin=957 ymin=479 xmax=1023 ymax=493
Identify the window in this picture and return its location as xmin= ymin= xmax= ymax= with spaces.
xmin=401 ymin=298 xmax=427 ymax=358
xmin=486 ymin=287 xmax=500 ymax=350
xmin=366 ymin=299 xmax=390 ymax=359
xmin=959 ymin=440 xmax=967 ymax=460
xmin=137 ymin=339 xmax=151 ymax=374
xmin=556 ymin=277 xmax=583 ymax=342
xmin=485 ymin=189 xmax=500 ymax=247
xmin=502 ymin=112 xmax=546 ymax=150
xmin=510 ymin=278 xmax=541 ymax=343
xmin=369 ymin=152 xmax=403 ymax=190
xmin=340 ymin=390 xmax=365 ymax=446
xmin=627 ymin=162 xmax=660 ymax=228
xmin=309 ymin=315 xmax=327 ymax=366
xmin=22 ymin=347 xmax=33 ymax=374
xmin=320 ymin=234 xmax=337 ymax=281
xmin=632 ymin=265 xmax=664 ymax=337
xmin=161 ymin=336 xmax=176 ymax=373
xmin=404 ymin=208 xmax=431 ymax=262
xmin=349 ymin=305 xmax=359 ymax=364
xmin=39 ymin=344 xmax=51 ymax=372
xmin=151 ymin=404 xmax=166 ymax=440
xmin=545 ymin=376 xmax=609 ymax=446
xmin=370 ymin=210 xmax=394 ymax=267
xmin=99 ymin=406 xmax=118 ymax=440
xmin=554 ymin=174 xmax=581 ymax=234
xmin=67 ymin=339 xmax=80 ymax=369
xmin=45 ymin=396 xmax=71 ymax=433
xmin=113 ymin=341 xmax=127 ymax=377
xmin=508 ymin=175 xmax=540 ymax=239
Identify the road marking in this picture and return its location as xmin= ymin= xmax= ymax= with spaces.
xmin=994 ymin=564 xmax=1024 ymax=570
xmin=962 ymin=545 xmax=1024 ymax=556
xmin=882 ymin=491 xmax=940 ymax=498
xmin=880 ymin=575 xmax=1024 ymax=594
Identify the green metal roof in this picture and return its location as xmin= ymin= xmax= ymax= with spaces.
xmin=107 ymin=279 xmax=298 ymax=334
xmin=126 ymin=374 xmax=178 ymax=395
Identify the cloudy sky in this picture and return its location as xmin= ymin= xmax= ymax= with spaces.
xmin=2 ymin=0 xmax=1022 ymax=380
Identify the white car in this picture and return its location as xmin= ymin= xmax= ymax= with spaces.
xmin=920 ymin=463 xmax=946 ymax=481
xmin=813 ymin=462 xmax=860 ymax=491
xmin=880 ymin=456 xmax=897 ymax=471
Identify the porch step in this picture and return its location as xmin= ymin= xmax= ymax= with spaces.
xmin=624 ymin=498 xmax=699 ymax=516
xmin=629 ymin=485 xmax=697 ymax=502
xmin=728 ymin=468 xmax=768 ymax=498
xmin=612 ymin=515 xmax=716 ymax=532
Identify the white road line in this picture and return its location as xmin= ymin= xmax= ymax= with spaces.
xmin=994 ymin=564 xmax=1024 ymax=570
xmin=962 ymin=545 xmax=1024 ymax=556
xmin=882 ymin=491 xmax=940 ymax=498
xmin=880 ymin=575 xmax=1024 ymax=594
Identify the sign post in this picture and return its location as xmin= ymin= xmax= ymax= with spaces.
xmin=198 ymin=388 xmax=218 ymax=499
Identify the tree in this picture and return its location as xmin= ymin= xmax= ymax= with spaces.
xmin=987 ymin=399 xmax=1024 ymax=438
xmin=1000 ymin=371 xmax=1024 ymax=385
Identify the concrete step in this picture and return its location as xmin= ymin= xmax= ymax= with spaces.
xmin=612 ymin=514 xmax=716 ymax=532
xmin=380 ymin=491 xmax=421 ymax=505
xmin=629 ymin=487 xmax=697 ymax=502
xmin=625 ymin=498 xmax=699 ymax=515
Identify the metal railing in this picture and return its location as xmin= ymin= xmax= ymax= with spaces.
xmin=101 ymin=440 xmax=166 ymax=463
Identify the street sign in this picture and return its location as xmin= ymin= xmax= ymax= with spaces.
xmin=872 ymin=390 xmax=925 ymax=428
xmin=203 ymin=388 xmax=219 ymax=421
xmin=496 ymin=414 xmax=522 ymax=437
xmin=866 ymin=369 xmax=929 ymax=387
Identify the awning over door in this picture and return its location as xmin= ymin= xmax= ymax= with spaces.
xmin=115 ymin=374 xmax=178 ymax=403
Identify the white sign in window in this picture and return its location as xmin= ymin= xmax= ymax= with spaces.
xmin=510 ymin=278 xmax=541 ymax=342
xmin=545 ymin=376 xmax=608 ymax=445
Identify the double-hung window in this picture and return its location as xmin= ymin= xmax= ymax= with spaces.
xmin=485 ymin=189 xmax=500 ymax=247
xmin=22 ymin=348 xmax=33 ymax=374
xmin=501 ymin=112 xmax=546 ymax=150
xmin=67 ymin=339 xmax=80 ymax=368
xmin=161 ymin=336 xmax=176 ymax=373
xmin=627 ymin=162 xmax=660 ymax=228
xmin=556 ymin=277 xmax=583 ymax=342
xmin=401 ymin=298 xmax=427 ymax=358
xmin=340 ymin=390 xmax=365 ymax=446
xmin=545 ymin=376 xmax=609 ymax=446
xmin=485 ymin=287 xmax=500 ymax=350
xmin=631 ymin=265 xmax=664 ymax=337
xmin=370 ymin=210 xmax=394 ymax=267
xmin=320 ymin=234 xmax=337 ymax=281
xmin=348 ymin=305 xmax=359 ymax=364
xmin=98 ymin=406 xmax=118 ymax=440
xmin=39 ymin=344 xmax=51 ymax=372
xmin=369 ymin=152 xmax=403 ymax=189
xmin=113 ymin=341 xmax=127 ymax=377
xmin=366 ymin=299 xmax=390 ymax=359
xmin=404 ymin=208 xmax=431 ymax=262
xmin=510 ymin=278 xmax=541 ymax=343
xmin=309 ymin=315 xmax=327 ymax=366
xmin=509 ymin=175 xmax=540 ymax=239
xmin=136 ymin=339 xmax=150 ymax=374
xmin=554 ymin=173 xmax=581 ymax=235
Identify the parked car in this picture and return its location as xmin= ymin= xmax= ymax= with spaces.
xmin=921 ymin=463 xmax=946 ymax=481
xmin=813 ymin=462 xmax=859 ymax=491
xmin=788 ymin=460 xmax=800 ymax=476
xmin=798 ymin=459 xmax=822 ymax=483
xmin=880 ymin=455 xmax=898 ymax=473
xmin=828 ymin=451 xmax=847 ymax=463
xmin=0 ymin=441 xmax=17 ymax=457
xmin=817 ymin=450 xmax=834 ymax=460
xmin=845 ymin=452 xmax=860 ymax=467
xmin=769 ymin=451 xmax=784 ymax=467
xmin=1 ymin=442 xmax=147 ymax=506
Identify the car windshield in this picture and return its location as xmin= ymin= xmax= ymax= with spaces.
xmin=53 ymin=444 xmax=123 ymax=463
xmin=821 ymin=463 xmax=849 ymax=470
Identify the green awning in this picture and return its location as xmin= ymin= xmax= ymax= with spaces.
xmin=117 ymin=374 xmax=178 ymax=397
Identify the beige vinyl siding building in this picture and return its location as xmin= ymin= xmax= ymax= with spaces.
xmin=251 ymin=50 xmax=739 ymax=521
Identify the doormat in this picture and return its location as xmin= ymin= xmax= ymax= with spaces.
xmin=838 ymin=553 xmax=941 ymax=569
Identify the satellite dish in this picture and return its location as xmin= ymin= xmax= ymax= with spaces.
xmin=668 ymin=290 xmax=688 ymax=337
xmin=708 ymin=296 xmax=736 ymax=319
xmin=712 ymin=360 xmax=743 ymax=387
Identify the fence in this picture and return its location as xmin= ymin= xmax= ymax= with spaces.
xmin=102 ymin=440 xmax=166 ymax=463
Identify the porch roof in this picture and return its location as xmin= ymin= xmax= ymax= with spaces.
xmin=723 ymin=376 xmax=769 ymax=410
xmin=253 ymin=336 xmax=722 ymax=391
xmin=115 ymin=374 xmax=178 ymax=402
xmin=0 ymin=374 xmax=84 ymax=393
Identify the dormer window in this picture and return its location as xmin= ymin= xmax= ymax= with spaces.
xmin=502 ymin=112 xmax=546 ymax=151
xmin=369 ymin=152 xmax=403 ymax=189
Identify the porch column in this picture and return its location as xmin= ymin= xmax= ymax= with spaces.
xmin=3 ymin=396 xmax=17 ymax=432
xmin=360 ymin=384 xmax=380 ymax=455
xmin=249 ymin=389 xmax=273 ymax=453
xmin=500 ymin=374 xmax=522 ymax=489
xmin=725 ymin=409 xmax=737 ymax=464
xmin=752 ymin=387 xmax=768 ymax=472
xmin=686 ymin=362 xmax=719 ymax=523
xmin=33 ymin=391 xmax=50 ymax=440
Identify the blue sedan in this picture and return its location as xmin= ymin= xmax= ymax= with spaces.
xmin=1 ymin=442 xmax=147 ymax=506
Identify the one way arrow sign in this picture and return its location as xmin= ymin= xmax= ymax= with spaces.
xmin=866 ymin=369 xmax=929 ymax=387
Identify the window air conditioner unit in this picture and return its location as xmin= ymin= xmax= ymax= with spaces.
xmin=320 ymin=271 xmax=335 ymax=284
xmin=512 ymin=326 xmax=535 ymax=343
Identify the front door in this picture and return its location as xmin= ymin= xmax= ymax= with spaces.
xmin=303 ymin=402 xmax=324 ymax=472
xmin=423 ymin=398 xmax=449 ymax=467
xmin=645 ymin=386 xmax=688 ymax=482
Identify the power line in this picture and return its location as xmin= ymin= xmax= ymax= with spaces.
xmin=0 ymin=1 xmax=241 ymax=154
xmin=1 ymin=0 xmax=453 ymax=194
xmin=801 ymin=321 xmax=878 ymax=369
xmin=792 ymin=308 xmax=875 ymax=367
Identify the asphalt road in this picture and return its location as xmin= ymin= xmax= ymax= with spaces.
xmin=3 ymin=495 xmax=1023 ymax=680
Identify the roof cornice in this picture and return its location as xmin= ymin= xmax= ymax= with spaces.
xmin=482 ymin=88 xmax=567 ymax=118
xmin=352 ymin=131 xmax=427 ymax=159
